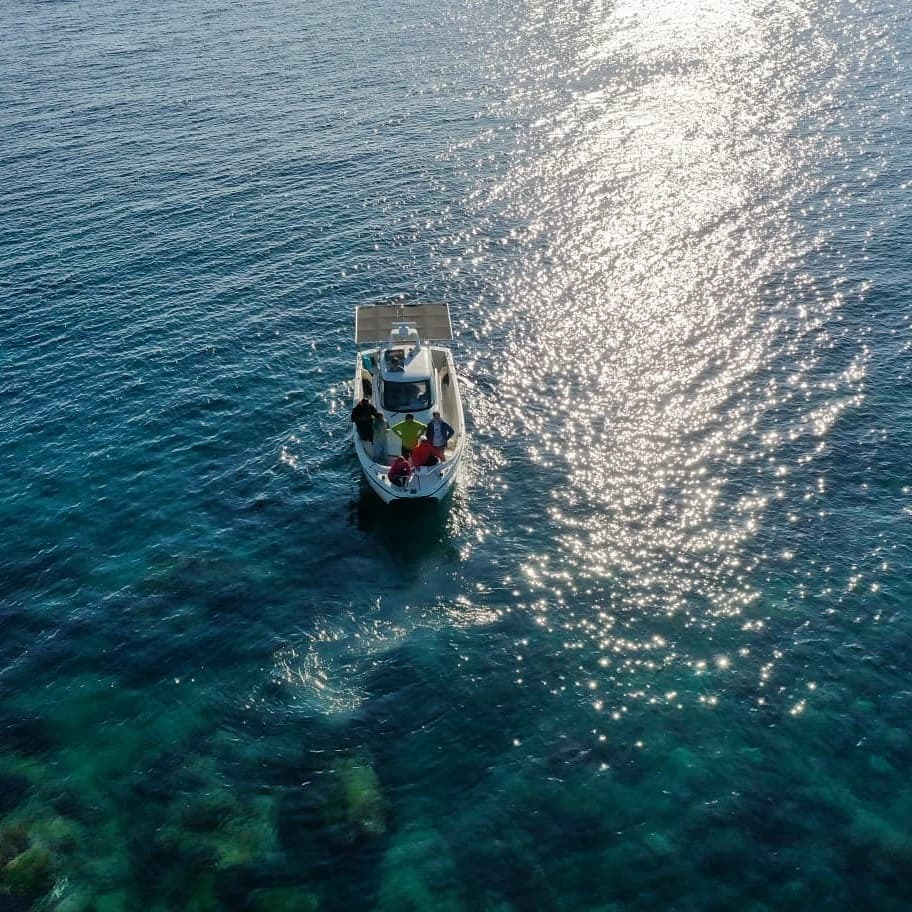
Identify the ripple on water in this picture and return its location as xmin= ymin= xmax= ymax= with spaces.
xmin=2 ymin=0 xmax=912 ymax=908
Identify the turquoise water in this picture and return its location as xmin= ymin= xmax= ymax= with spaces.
xmin=2 ymin=0 xmax=912 ymax=908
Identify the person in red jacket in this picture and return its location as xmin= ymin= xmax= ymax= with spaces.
xmin=410 ymin=437 xmax=439 ymax=469
xmin=388 ymin=456 xmax=413 ymax=488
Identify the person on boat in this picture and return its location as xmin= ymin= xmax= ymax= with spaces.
xmin=410 ymin=436 xmax=439 ymax=469
xmin=372 ymin=412 xmax=389 ymax=464
xmin=388 ymin=456 xmax=412 ymax=488
xmin=351 ymin=398 xmax=378 ymax=441
xmin=425 ymin=410 xmax=454 ymax=460
xmin=391 ymin=413 xmax=426 ymax=458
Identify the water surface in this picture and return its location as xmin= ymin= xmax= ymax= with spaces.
xmin=2 ymin=0 xmax=912 ymax=909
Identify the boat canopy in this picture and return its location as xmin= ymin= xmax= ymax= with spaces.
xmin=356 ymin=303 xmax=453 ymax=344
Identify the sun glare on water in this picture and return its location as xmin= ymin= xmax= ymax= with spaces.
xmin=458 ymin=0 xmax=861 ymax=719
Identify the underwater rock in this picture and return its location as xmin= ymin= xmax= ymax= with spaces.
xmin=884 ymin=725 xmax=911 ymax=756
xmin=2 ymin=844 xmax=54 ymax=897
xmin=640 ymin=829 xmax=675 ymax=857
xmin=248 ymin=886 xmax=319 ymax=912
xmin=47 ymin=787 xmax=104 ymax=825
xmin=849 ymin=807 xmax=912 ymax=864
xmin=94 ymin=890 xmax=129 ymax=912
xmin=180 ymin=792 xmax=236 ymax=834
xmin=160 ymin=792 xmax=279 ymax=871
xmin=376 ymin=824 xmax=464 ymax=912
xmin=29 ymin=813 xmax=84 ymax=856
xmin=52 ymin=889 xmax=98 ymax=912
xmin=215 ymin=794 xmax=279 ymax=869
xmin=326 ymin=756 xmax=386 ymax=843
xmin=0 ymin=824 xmax=29 ymax=866
xmin=184 ymin=871 xmax=218 ymax=912
xmin=867 ymin=753 xmax=895 ymax=776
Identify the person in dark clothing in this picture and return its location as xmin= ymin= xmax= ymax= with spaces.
xmin=425 ymin=410 xmax=455 ymax=460
xmin=351 ymin=398 xmax=379 ymax=441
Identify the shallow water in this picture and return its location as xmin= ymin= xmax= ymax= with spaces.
xmin=2 ymin=0 xmax=912 ymax=909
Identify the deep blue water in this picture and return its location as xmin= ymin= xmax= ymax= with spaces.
xmin=3 ymin=0 xmax=912 ymax=909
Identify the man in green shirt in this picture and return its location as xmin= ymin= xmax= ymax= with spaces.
xmin=391 ymin=413 xmax=426 ymax=458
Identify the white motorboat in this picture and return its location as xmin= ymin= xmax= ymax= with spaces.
xmin=352 ymin=302 xmax=465 ymax=503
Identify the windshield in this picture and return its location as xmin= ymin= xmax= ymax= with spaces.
xmin=382 ymin=379 xmax=431 ymax=413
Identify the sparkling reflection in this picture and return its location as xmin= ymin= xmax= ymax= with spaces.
xmin=455 ymin=0 xmax=869 ymax=722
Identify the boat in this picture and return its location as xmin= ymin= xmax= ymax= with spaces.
xmin=352 ymin=302 xmax=465 ymax=503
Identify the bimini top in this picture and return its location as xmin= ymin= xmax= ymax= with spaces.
xmin=355 ymin=302 xmax=453 ymax=344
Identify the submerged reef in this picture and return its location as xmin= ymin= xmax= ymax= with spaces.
xmin=0 ymin=822 xmax=54 ymax=903
xmin=325 ymin=754 xmax=387 ymax=844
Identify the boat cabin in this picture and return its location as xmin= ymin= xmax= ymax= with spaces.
xmin=375 ymin=323 xmax=435 ymax=415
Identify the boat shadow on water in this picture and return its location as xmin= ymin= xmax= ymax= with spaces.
xmin=349 ymin=483 xmax=456 ymax=561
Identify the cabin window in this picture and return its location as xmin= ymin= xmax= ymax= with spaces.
xmin=382 ymin=379 xmax=431 ymax=413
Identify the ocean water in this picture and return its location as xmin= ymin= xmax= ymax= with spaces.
xmin=2 ymin=0 xmax=912 ymax=908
